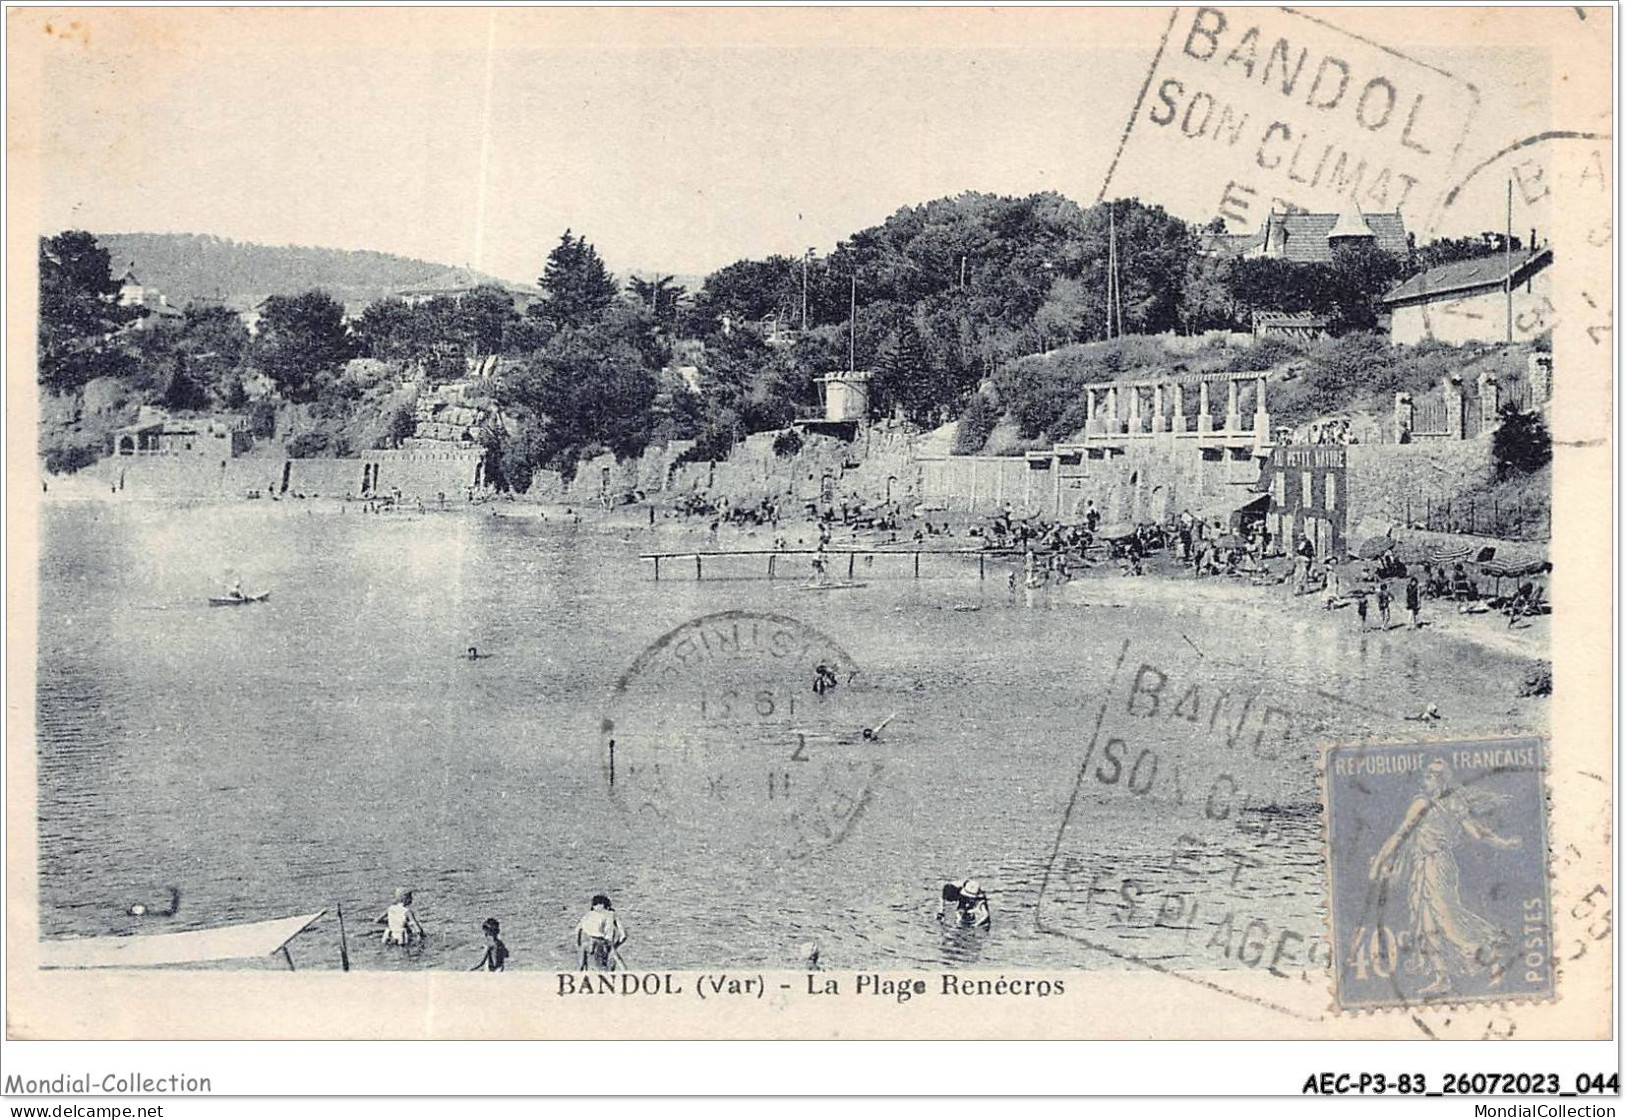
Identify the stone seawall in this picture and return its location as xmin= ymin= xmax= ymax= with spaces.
xmin=81 ymin=447 xmax=483 ymax=500
xmin=527 ymin=425 xmax=922 ymax=511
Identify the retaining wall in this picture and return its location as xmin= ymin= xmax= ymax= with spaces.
xmin=921 ymin=438 xmax=1264 ymax=523
xmin=1344 ymin=439 xmax=1496 ymax=528
xmin=83 ymin=446 xmax=485 ymax=500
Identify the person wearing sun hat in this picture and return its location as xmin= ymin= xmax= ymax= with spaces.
xmin=936 ymin=878 xmax=991 ymax=929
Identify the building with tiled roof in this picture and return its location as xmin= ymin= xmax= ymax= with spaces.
xmin=1202 ymin=204 xmax=1409 ymax=264
xmin=1383 ymin=246 xmax=1554 ymax=346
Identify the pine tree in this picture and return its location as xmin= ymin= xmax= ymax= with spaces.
xmin=537 ymin=230 xmax=619 ymax=329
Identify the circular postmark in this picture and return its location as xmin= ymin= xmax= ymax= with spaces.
xmin=602 ymin=610 xmax=882 ymax=860
xmin=1414 ymin=131 xmax=1611 ymax=347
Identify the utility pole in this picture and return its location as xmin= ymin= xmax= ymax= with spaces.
xmin=849 ymin=274 xmax=857 ymax=371
xmin=1505 ymin=179 xmax=1514 ymax=343
xmin=1105 ymin=204 xmax=1124 ymax=341
xmin=802 ymin=248 xmax=812 ymax=330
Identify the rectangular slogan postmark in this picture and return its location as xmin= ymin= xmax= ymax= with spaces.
xmin=1324 ymin=738 xmax=1553 ymax=1011
xmin=1102 ymin=6 xmax=1481 ymax=227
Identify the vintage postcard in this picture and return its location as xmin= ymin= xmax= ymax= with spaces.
xmin=4 ymin=6 xmax=1613 ymax=1046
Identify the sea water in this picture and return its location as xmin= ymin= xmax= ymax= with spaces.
xmin=35 ymin=501 xmax=1543 ymax=971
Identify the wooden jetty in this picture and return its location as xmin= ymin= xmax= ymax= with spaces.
xmin=639 ymin=547 xmax=1026 ymax=581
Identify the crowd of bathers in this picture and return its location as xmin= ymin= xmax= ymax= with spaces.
xmin=374 ymin=879 xmax=993 ymax=973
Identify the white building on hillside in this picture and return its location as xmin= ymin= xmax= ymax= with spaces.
xmin=1382 ymin=246 xmax=1554 ymax=346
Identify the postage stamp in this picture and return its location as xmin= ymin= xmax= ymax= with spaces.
xmin=4 ymin=5 xmax=1611 ymax=1058
xmin=602 ymin=610 xmax=882 ymax=861
xmin=1324 ymin=737 xmax=1553 ymax=1011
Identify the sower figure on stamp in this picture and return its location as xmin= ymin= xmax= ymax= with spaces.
xmin=1368 ymin=760 xmax=1522 ymax=999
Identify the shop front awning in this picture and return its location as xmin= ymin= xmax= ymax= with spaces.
xmin=1197 ymin=492 xmax=1270 ymax=523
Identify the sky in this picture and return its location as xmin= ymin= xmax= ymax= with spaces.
xmin=13 ymin=7 xmax=1587 ymax=285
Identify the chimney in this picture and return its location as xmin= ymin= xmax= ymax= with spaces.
xmin=1529 ymin=227 xmax=1538 ymax=250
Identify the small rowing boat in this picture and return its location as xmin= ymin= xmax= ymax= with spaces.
xmin=208 ymin=592 xmax=271 ymax=607
xmin=799 ymin=581 xmax=867 ymax=591
xmin=39 ymin=910 xmax=326 ymax=970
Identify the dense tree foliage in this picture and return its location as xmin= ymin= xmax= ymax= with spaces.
xmin=253 ymin=290 xmax=356 ymax=402
xmin=627 ymin=274 xmax=686 ymax=330
xmin=39 ymin=201 xmax=1493 ymax=484
xmin=535 ymin=230 xmax=618 ymax=330
xmin=1414 ymin=232 xmax=1524 ymax=273
xmin=497 ymin=322 xmax=659 ymax=482
xmin=38 ymin=231 xmax=139 ymax=392
xmin=1492 ymin=402 xmax=1552 ymax=479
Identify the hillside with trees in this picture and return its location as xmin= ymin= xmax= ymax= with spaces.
xmin=41 ymin=193 xmax=1525 ymax=488
xmin=94 ymin=233 xmax=529 ymax=311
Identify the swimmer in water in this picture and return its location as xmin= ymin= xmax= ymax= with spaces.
xmin=128 ymin=887 xmax=181 ymax=918
xmin=470 ymin=917 xmax=509 ymax=972
xmin=936 ymin=879 xmax=991 ymax=929
xmin=1404 ymin=703 xmax=1444 ymax=722
xmin=812 ymin=663 xmax=839 ymax=696
xmin=378 ymin=888 xmax=426 ymax=946
xmin=861 ymin=713 xmax=898 ymax=742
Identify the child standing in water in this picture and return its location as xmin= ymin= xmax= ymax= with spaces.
xmin=471 ymin=917 xmax=508 ymax=971
xmin=576 ymin=894 xmax=628 ymax=971
xmin=378 ymin=888 xmax=426 ymax=946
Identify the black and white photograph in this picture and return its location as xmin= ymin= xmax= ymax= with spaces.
xmin=4 ymin=3 xmax=1614 ymax=1075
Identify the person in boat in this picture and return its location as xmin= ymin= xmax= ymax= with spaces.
xmin=471 ymin=917 xmax=509 ymax=972
xmin=225 ymin=575 xmax=245 ymax=601
xmin=936 ymin=879 xmax=992 ymax=929
xmin=577 ymin=894 xmax=628 ymax=972
xmin=378 ymin=888 xmax=426 ymax=946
